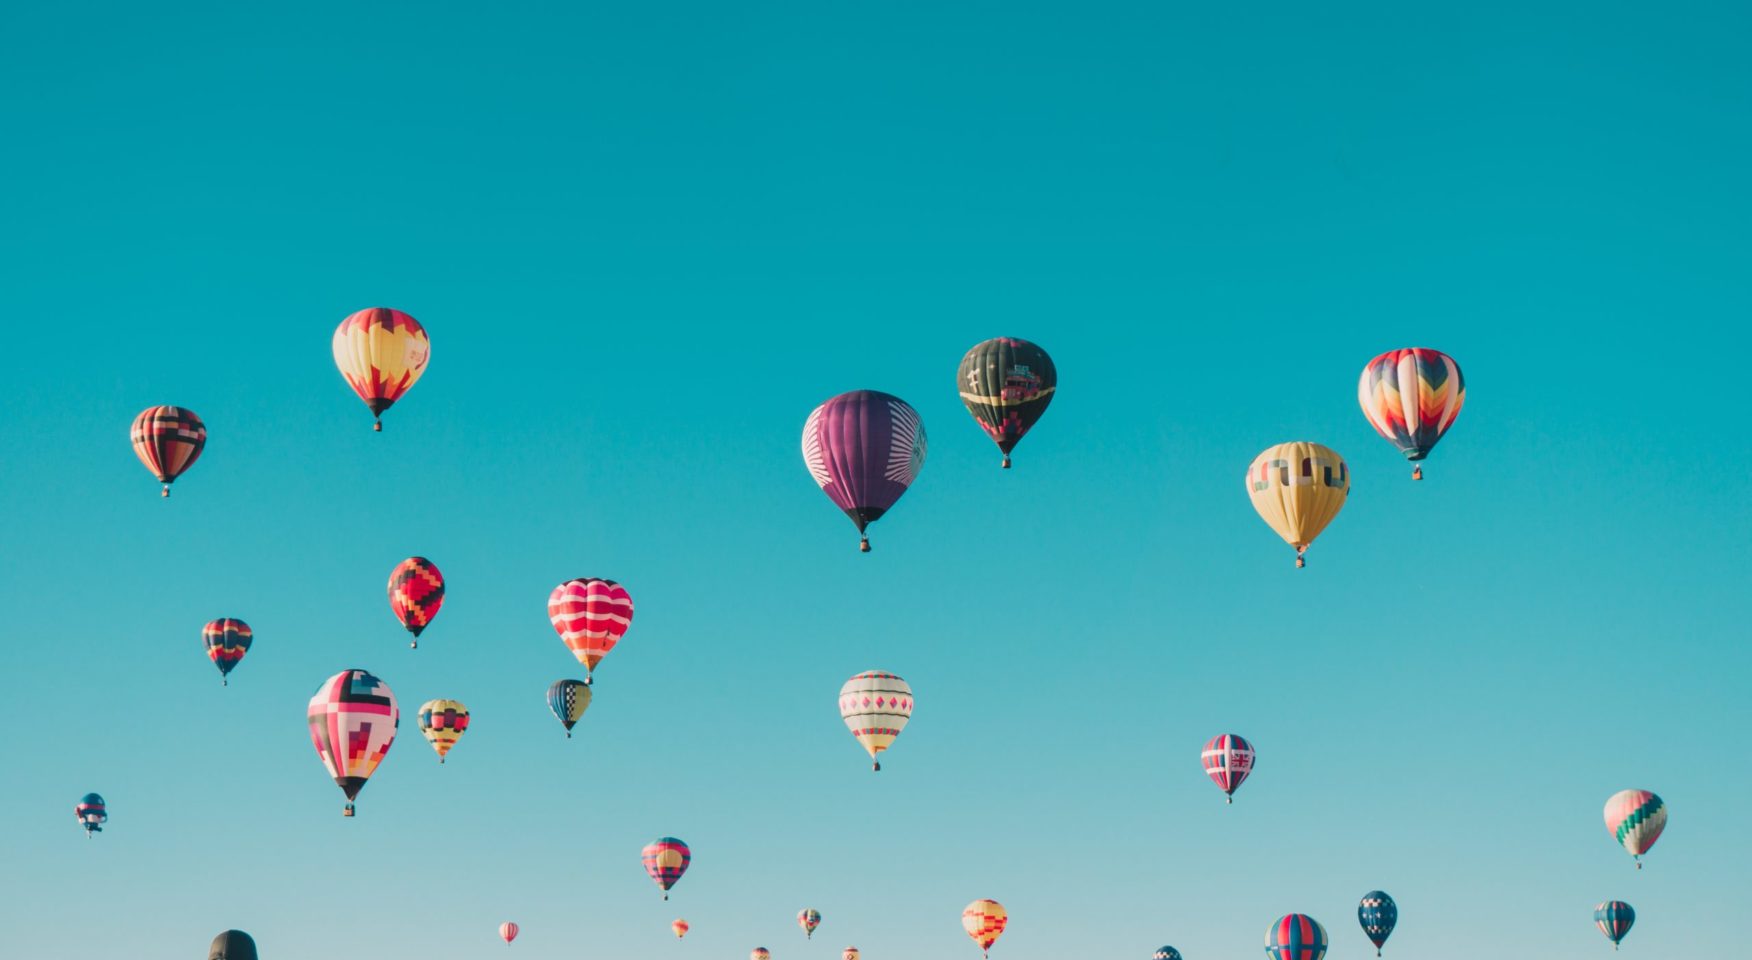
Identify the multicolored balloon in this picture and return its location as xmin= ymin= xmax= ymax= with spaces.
xmin=1358 ymin=348 xmax=1465 ymax=480
xmin=957 ymin=337 xmax=1057 ymax=468
xmin=798 ymin=909 xmax=821 ymax=939
xmin=1246 ymin=442 xmax=1349 ymax=567
xmin=306 ymin=669 xmax=399 ymax=816
xmin=1594 ymin=901 xmax=1634 ymax=950
xmin=130 ymin=405 xmax=205 ymax=497
xmin=962 ymin=899 xmax=1007 ymax=957
xmin=1265 ymin=914 xmax=1327 ymax=960
xmin=74 ymin=793 xmax=106 ymax=837
xmin=752 ymin=950 xmax=771 ymax=960
xmin=388 ymin=557 xmax=445 ymax=648
xmin=499 ymin=921 xmax=519 ymax=945
xmin=417 ymin=699 xmax=469 ymax=763
xmin=1202 ymin=733 xmax=1255 ymax=803
xmin=549 ymin=578 xmax=633 ymax=683
xmin=1153 ymin=948 xmax=1182 ymax=960
xmin=801 ymin=390 xmax=927 ymax=551
xmin=547 ymin=679 xmax=592 ymax=738
xmin=203 ymin=618 xmax=252 ymax=686
xmin=1358 ymin=891 xmax=1397 ymax=956
xmin=642 ymin=837 xmax=691 ymax=900
xmin=672 ymin=920 xmax=690 ymax=940
xmin=1603 ymin=789 xmax=1666 ymax=868
xmin=843 ymin=949 xmax=860 ymax=960
xmin=332 ymin=307 xmax=430 ymax=431
xmin=839 ymin=672 xmax=913 ymax=771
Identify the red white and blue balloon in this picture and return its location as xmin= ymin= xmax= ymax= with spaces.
xmin=1358 ymin=891 xmax=1397 ymax=956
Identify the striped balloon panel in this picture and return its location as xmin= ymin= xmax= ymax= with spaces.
xmin=642 ymin=837 xmax=692 ymax=891
xmin=801 ymin=390 xmax=926 ymax=532
xmin=1358 ymin=348 xmax=1464 ymax=460
xmin=1594 ymin=901 xmax=1634 ymax=944
xmin=1246 ymin=442 xmax=1348 ymax=556
xmin=499 ymin=921 xmax=519 ymax=944
xmin=1265 ymin=914 xmax=1327 ymax=960
xmin=957 ymin=337 xmax=1057 ymax=456
xmin=1358 ymin=891 xmax=1397 ymax=949
xmin=418 ymin=699 xmax=469 ymax=760
xmin=306 ymin=669 xmax=399 ymax=801
xmin=1154 ymin=947 xmax=1183 ymax=960
xmin=332 ymin=307 xmax=430 ymax=418
xmin=548 ymin=579 xmax=633 ymax=674
xmin=839 ymin=672 xmax=913 ymax=759
xmin=547 ymin=679 xmax=592 ymax=731
xmin=798 ymin=908 xmax=821 ymax=936
xmin=130 ymin=405 xmax=206 ymax=485
xmin=962 ymin=900 xmax=1007 ymax=954
xmin=75 ymin=793 xmax=107 ymax=831
xmin=1202 ymin=733 xmax=1255 ymax=796
xmin=1603 ymin=789 xmax=1666 ymax=857
xmin=388 ymin=557 xmax=445 ymax=638
xmin=203 ymin=618 xmax=252 ymax=676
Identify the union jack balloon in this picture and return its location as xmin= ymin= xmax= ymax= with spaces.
xmin=1594 ymin=901 xmax=1633 ymax=950
xmin=641 ymin=837 xmax=691 ymax=900
xmin=1358 ymin=348 xmax=1465 ymax=480
xmin=1358 ymin=891 xmax=1397 ymax=956
xmin=548 ymin=578 xmax=632 ymax=684
xmin=306 ymin=669 xmax=399 ymax=816
xmin=1265 ymin=914 xmax=1327 ymax=960
xmin=1202 ymin=733 xmax=1255 ymax=803
xmin=801 ymin=390 xmax=927 ymax=552
xmin=203 ymin=618 xmax=252 ymax=686
xmin=798 ymin=908 xmax=822 ymax=939
xmin=1603 ymin=789 xmax=1666 ymax=868
xmin=839 ymin=672 xmax=913 ymax=771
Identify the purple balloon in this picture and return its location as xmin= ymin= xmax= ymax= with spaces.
xmin=801 ymin=390 xmax=927 ymax=551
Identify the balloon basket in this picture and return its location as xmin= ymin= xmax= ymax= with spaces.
xmin=859 ymin=537 xmax=871 ymax=553
xmin=161 ymin=485 xmax=170 ymax=498
xmin=373 ymin=420 xmax=383 ymax=432
xmin=1412 ymin=465 xmax=1423 ymax=480
xmin=343 ymin=804 xmax=355 ymax=818
xmin=410 ymin=640 xmax=418 ymax=649
xmin=1001 ymin=455 xmax=1011 ymax=469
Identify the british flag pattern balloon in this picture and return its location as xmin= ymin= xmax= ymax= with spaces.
xmin=1203 ymin=733 xmax=1255 ymax=803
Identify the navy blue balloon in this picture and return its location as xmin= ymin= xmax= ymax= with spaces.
xmin=1153 ymin=948 xmax=1182 ymax=960
xmin=1359 ymin=891 xmax=1397 ymax=956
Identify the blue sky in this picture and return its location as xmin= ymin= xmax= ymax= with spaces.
xmin=1 ymin=1 xmax=1748 ymax=957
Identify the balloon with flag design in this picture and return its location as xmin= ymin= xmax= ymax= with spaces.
xmin=1358 ymin=891 xmax=1397 ymax=956
xmin=131 ymin=405 xmax=205 ymax=497
xmin=203 ymin=618 xmax=252 ymax=686
xmin=1594 ymin=901 xmax=1633 ymax=950
xmin=1603 ymin=789 xmax=1666 ymax=868
xmin=74 ymin=793 xmax=106 ymax=837
xmin=839 ymin=672 xmax=913 ymax=771
xmin=547 ymin=679 xmax=592 ymax=737
xmin=1359 ymin=348 xmax=1465 ymax=480
xmin=798 ymin=909 xmax=821 ymax=939
xmin=801 ymin=390 xmax=927 ymax=551
xmin=1265 ymin=914 xmax=1327 ymax=960
xmin=549 ymin=578 xmax=632 ymax=684
xmin=642 ymin=837 xmax=691 ymax=900
xmin=499 ymin=922 xmax=518 ymax=945
xmin=417 ymin=698 xmax=469 ymax=763
xmin=388 ymin=557 xmax=445 ymax=648
xmin=332 ymin=307 xmax=430 ymax=431
xmin=962 ymin=900 xmax=1007 ymax=957
xmin=1202 ymin=733 xmax=1255 ymax=803
xmin=1246 ymin=442 xmax=1349 ymax=567
xmin=306 ymin=669 xmax=399 ymax=816
xmin=957 ymin=337 xmax=1057 ymax=468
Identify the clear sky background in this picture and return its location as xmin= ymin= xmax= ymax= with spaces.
xmin=2 ymin=1 xmax=1748 ymax=957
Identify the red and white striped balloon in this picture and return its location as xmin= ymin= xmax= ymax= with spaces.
xmin=499 ymin=922 xmax=519 ymax=944
xmin=547 ymin=578 xmax=633 ymax=683
xmin=1202 ymin=733 xmax=1255 ymax=803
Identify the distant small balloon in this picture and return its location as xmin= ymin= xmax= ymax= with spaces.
xmin=1153 ymin=948 xmax=1182 ymax=960
xmin=843 ymin=949 xmax=861 ymax=960
xmin=203 ymin=618 xmax=252 ymax=686
xmin=1594 ymin=901 xmax=1634 ymax=950
xmin=1202 ymin=733 xmax=1255 ymax=803
xmin=499 ymin=921 xmax=519 ymax=945
xmin=208 ymin=930 xmax=258 ymax=960
xmin=642 ymin=837 xmax=691 ymax=900
xmin=798 ymin=909 xmax=822 ymax=939
xmin=1358 ymin=891 xmax=1397 ymax=956
xmin=1603 ymin=789 xmax=1666 ymax=868
xmin=388 ymin=557 xmax=445 ymax=648
xmin=962 ymin=900 xmax=1007 ymax=957
xmin=1265 ymin=914 xmax=1327 ymax=960
xmin=548 ymin=679 xmax=592 ymax=737
xmin=672 ymin=919 xmax=690 ymax=940
xmin=417 ymin=698 xmax=469 ymax=763
xmin=130 ymin=405 xmax=205 ymax=496
xmin=752 ymin=949 xmax=771 ymax=960
xmin=74 ymin=793 xmax=107 ymax=838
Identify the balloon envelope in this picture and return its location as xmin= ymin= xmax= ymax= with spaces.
xmin=1358 ymin=891 xmax=1397 ymax=954
xmin=417 ymin=698 xmax=469 ymax=762
xmin=672 ymin=920 xmax=690 ymax=940
xmin=1246 ymin=441 xmax=1349 ymax=566
xmin=642 ymin=837 xmax=692 ymax=897
xmin=499 ymin=921 xmax=519 ymax=944
xmin=957 ymin=337 xmax=1057 ymax=467
xmin=130 ymin=405 xmax=205 ymax=495
xmin=1358 ymin=348 xmax=1464 ymax=475
xmin=74 ymin=793 xmax=106 ymax=835
xmin=801 ymin=390 xmax=926 ymax=550
xmin=1153 ymin=948 xmax=1182 ymax=960
xmin=799 ymin=909 xmax=821 ymax=938
xmin=1265 ymin=914 xmax=1328 ymax=960
xmin=548 ymin=578 xmax=633 ymax=681
xmin=839 ymin=672 xmax=913 ymax=771
xmin=306 ymin=669 xmax=399 ymax=814
xmin=208 ymin=930 xmax=258 ymax=960
xmin=203 ymin=618 xmax=252 ymax=684
xmin=962 ymin=899 xmax=1007 ymax=956
xmin=388 ymin=557 xmax=445 ymax=644
xmin=1604 ymin=789 xmax=1666 ymax=865
xmin=844 ymin=949 xmax=861 ymax=960
xmin=333 ymin=307 xmax=430 ymax=429
xmin=1201 ymin=733 xmax=1255 ymax=801
xmin=752 ymin=951 xmax=771 ymax=960
xmin=1595 ymin=901 xmax=1634 ymax=946
xmin=547 ymin=679 xmax=592 ymax=736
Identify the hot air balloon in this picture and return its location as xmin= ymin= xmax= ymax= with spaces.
xmin=642 ymin=837 xmax=691 ymax=900
xmin=844 ymin=949 xmax=861 ymax=960
xmin=1604 ymin=790 xmax=1666 ymax=868
xmin=1359 ymin=348 xmax=1465 ymax=480
xmin=333 ymin=307 xmax=430 ymax=431
xmin=798 ymin=909 xmax=822 ymax=939
xmin=1202 ymin=733 xmax=1255 ymax=803
xmin=840 ymin=672 xmax=912 ymax=771
xmin=801 ymin=390 xmax=927 ymax=551
xmin=1594 ymin=901 xmax=1633 ymax=950
xmin=130 ymin=405 xmax=205 ymax=496
xmin=208 ymin=930 xmax=258 ymax=960
xmin=74 ymin=793 xmax=106 ymax=837
xmin=672 ymin=920 xmax=690 ymax=940
xmin=957 ymin=337 xmax=1057 ymax=468
xmin=1266 ymin=914 xmax=1327 ymax=960
xmin=752 ymin=951 xmax=771 ymax=960
xmin=1153 ymin=948 xmax=1183 ymax=960
xmin=962 ymin=900 xmax=1007 ymax=957
xmin=388 ymin=557 xmax=445 ymax=648
xmin=1246 ymin=442 xmax=1349 ymax=567
xmin=549 ymin=578 xmax=632 ymax=684
xmin=1358 ymin=891 xmax=1397 ymax=956
xmin=499 ymin=922 xmax=519 ymax=945
xmin=203 ymin=618 xmax=252 ymax=686
xmin=547 ymin=679 xmax=593 ymax=737
xmin=306 ymin=669 xmax=398 ymax=816
xmin=417 ymin=699 xmax=469 ymax=763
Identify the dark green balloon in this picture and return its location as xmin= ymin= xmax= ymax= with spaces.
xmin=957 ymin=337 xmax=1057 ymax=467
xmin=209 ymin=930 xmax=257 ymax=960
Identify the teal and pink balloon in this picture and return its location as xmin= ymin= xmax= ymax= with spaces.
xmin=1603 ymin=789 xmax=1666 ymax=868
xmin=1594 ymin=901 xmax=1633 ymax=950
xmin=957 ymin=337 xmax=1057 ymax=468
xmin=1265 ymin=914 xmax=1327 ymax=960
xmin=801 ymin=390 xmax=927 ymax=552
xmin=1358 ymin=892 xmax=1397 ymax=956
xmin=74 ymin=793 xmax=107 ymax=837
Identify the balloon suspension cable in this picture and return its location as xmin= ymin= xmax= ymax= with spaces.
xmin=1002 ymin=454 xmax=1011 ymax=469
xmin=1412 ymin=464 xmax=1423 ymax=481
xmin=373 ymin=419 xmax=383 ymax=432
xmin=859 ymin=536 xmax=871 ymax=553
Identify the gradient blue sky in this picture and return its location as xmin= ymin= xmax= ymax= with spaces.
xmin=2 ymin=1 xmax=1748 ymax=957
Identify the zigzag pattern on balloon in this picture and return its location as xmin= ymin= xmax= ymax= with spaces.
xmin=1358 ymin=348 xmax=1465 ymax=460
